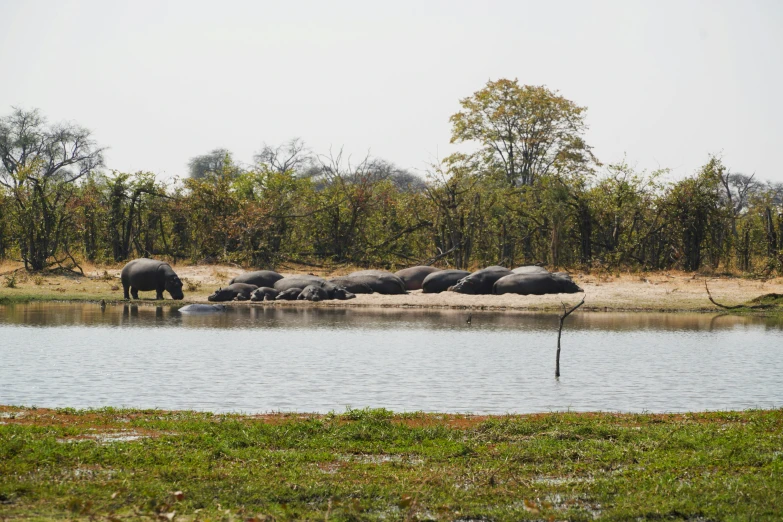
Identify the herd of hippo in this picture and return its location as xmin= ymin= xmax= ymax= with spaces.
xmin=120 ymin=259 xmax=583 ymax=303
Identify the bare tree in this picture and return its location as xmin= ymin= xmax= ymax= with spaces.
xmin=254 ymin=138 xmax=314 ymax=174
xmin=0 ymin=107 xmax=105 ymax=270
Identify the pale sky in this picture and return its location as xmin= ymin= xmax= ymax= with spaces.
xmin=1 ymin=0 xmax=781 ymax=183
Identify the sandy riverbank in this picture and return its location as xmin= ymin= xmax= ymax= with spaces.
xmin=2 ymin=261 xmax=782 ymax=311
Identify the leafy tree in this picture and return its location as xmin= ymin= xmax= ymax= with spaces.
xmin=187 ymin=148 xmax=243 ymax=179
xmin=450 ymin=79 xmax=593 ymax=187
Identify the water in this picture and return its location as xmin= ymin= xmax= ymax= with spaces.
xmin=1 ymin=303 xmax=782 ymax=414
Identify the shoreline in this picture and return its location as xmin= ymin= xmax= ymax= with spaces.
xmin=2 ymin=262 xmax=783 ymax=313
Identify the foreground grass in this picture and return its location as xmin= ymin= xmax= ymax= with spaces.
xmin=1 ymin=407 xmax=782 ymax=521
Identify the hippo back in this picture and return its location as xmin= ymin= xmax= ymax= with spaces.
xmin=394 ymin=266 xmax=441 ymax=291
xmin=421 ymin=270 xmax=471 ymax=294
xmin=230 ymin=270 xmax=283 ymax=287
xmin=511 ymin=265 xmax=549 ymax=275
xmin=274 ymin=275 xmax=327 ymax=292
xmin=449 ymin=266 xmax=512 ymax=294
xmin=493 ymin=273 xmax=583 ymax=295
xmin=329 ymin=277 xmax=374 ymax=294
xmin=343 ymin=273 xmax=406 ymax=294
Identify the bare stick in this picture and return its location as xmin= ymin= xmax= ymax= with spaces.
xmin=556 ymin=295 xmax=586 ymax=377
xmin=705 ymin=281 xmax=773 ymax=310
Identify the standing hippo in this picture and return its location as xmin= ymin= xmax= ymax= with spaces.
xmin=250 ymin=287 xmax=279 ymax=302
xmin=276 ymin=287 xmax=303 ymax=300
xmin=345 ymin=270 xmax=406 ymax=294
xmin=121 ymin=258 xmax=184 ymax=300
xmin=493 ymin=273 xmax=583 ymax=295
xmin=394 ymin=266 xmax=441 ymax=291
xmin=328 ymin=277 xmax=374 ymax=294
xmin=511 ymin=265 xmax=549 ymax=275
xmin=421 ymin=270 xmax=471 ymax=294
xmin=207 ymin=283 xmax=258 ymax=302
xmin=229 ymin=270 xmax=283 ymax=287
xmin=298 ymin=285 xmax=329 ymax=302
xmin=449 ymin=266 xmax=513 ymax=294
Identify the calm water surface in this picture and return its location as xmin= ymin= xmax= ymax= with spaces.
xmin=1 ymin=303 xmax=782 ymax=414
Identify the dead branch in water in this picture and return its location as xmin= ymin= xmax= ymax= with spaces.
xmin=556 ymin=295 xmax=586 ymax=378
xmin=705 ymin=281 xmax=774 ymax=310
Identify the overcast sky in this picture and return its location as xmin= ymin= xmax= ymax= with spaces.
xmin=1 ymin=0 xmax=781 ymax=183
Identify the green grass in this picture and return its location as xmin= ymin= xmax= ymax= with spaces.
xmin=1 ymin=407 xmax=782 ymax=520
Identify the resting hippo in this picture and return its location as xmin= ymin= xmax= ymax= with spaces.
xmin=276 ymin=287 xmax=303 ymax=300
xmin=250 ymin=287 xmax=279 ymax=302
xmin=421 ymin=270 xmax=471 ymax=293
xmin=178 ymin=304 xmax=226 ymax=313
xmin=511 ymin=265 xmax=549 ymax=275
xmin=394 ymin=266 xmax=441 ymax=291
xmin=274 ymin=275 xmax=327 ymax=292
xmin=345 ymin=270 xmax=406 ymax=294
xmin=493 ymin=273 xmax=583 ymax=295
xmin=328 ymin=277 xmax=374 ymax=294
xmin=298 ymin=285 xmax=329 ymax=302
xmin=207 ymin=283 xmax=258 ymax=302
xmin=229 ymin=270 xmax=283 ymax=287
xmin=121 ymin=258 xmax=184 ymax=300
xmin=449 ymin=266 xmax=513 ymax=294
xmin=275 ymin=276 xmax=354 ymax=300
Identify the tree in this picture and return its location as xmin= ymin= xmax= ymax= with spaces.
xmin=254 ymin=138 xmax=313 ymax=174
xmin=187 ymin=148 xmax=242 ymax=179
xmin=0 ymin=108 xmax=104 ymax=270
xmin=449 ymin=79 xmax=592 ymax=187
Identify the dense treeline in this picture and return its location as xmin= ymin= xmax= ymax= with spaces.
xmin=1 ymin=79 xmax=782 ymax=274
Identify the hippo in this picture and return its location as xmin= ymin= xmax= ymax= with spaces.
xmin=394 ymin=266 xmax=441 ymax=291
xmin=276 ymin=287 xmax=303 ymax=300
xmin=275 ymin=276 xmax=355 ymax=300
xmin=250 ymin=287 xmax=279 ymax=302
xmin=207 ymin=283 xmax=258 ymax=302
xmin=274 ymin=275 xmax=328 ymax=292
xmin=178 ymin=304 xmax=226 ymax=313
xmin=493 ymin=273 xmax=583 ymax=295
xmin=345 ymin=270 xmax=406 ymax=294
xmin=328 ymin=277 xmax=375 ymax=294
xmin=121 ymin=258 xmax=184 ymax=300
xmin=229 ymin=270 xmax=284 ymax=288
xmin=511 ymin=265 xmax=549 ymax=275
xmin=421 ymin=270 xmax=471 ymax=293
xmin=298 ymin=285 xmax=329 ymax=302
xmin=449 ymin=266 xmax=513 ymax=294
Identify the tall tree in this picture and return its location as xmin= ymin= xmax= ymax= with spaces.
xmin=187 ymin=148 xmax=242 ymax=179
xmin=449 ymin=79 xmax=592 ymax=187
xmin=0 ymin=108 xmax=104 ymax=270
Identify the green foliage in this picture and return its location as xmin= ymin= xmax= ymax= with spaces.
xmin=1 ymin=99 xmax=782 ymax=274
xmin=1 ymin=407 xmax=783 ymax=520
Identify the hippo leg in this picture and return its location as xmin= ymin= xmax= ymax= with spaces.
xmin=123 ymin=284 xmax=130 ymax=300
xmin=131 ymin=287 xmax=140 ymax=300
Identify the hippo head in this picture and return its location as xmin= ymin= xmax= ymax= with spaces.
xmin=448 ymin=276 xmax=478 ymax=294
xmin=331 ymin=286 xmax=355 ymax=300
xmin=556 ymin=276 xmax=583 ymax=294
xmin=208 ymin=287 xmax=235 ymax=302
xmin=166 ymin=274 xmax=185 ymax=300
xmin=298 ymin=287 xmax=321 ymax=302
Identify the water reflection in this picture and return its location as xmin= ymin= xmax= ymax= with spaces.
xmin=1 ymin=302 xmax=782 ymax=331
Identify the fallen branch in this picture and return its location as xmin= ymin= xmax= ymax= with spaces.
xmin=556 ymin=295 xmax=586 ymax=378
xmin=704 ymin=281 xmax=774 ymax=310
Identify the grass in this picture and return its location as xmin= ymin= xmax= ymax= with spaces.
xmin=1 ymin=406 xmax=782 ymax=520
